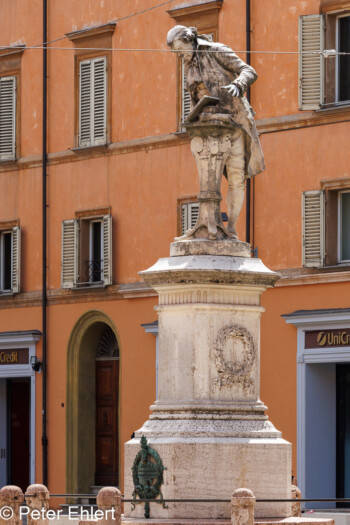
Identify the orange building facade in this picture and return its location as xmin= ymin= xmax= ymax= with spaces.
xmin=0 ymin=0 xmax=350 ymax=507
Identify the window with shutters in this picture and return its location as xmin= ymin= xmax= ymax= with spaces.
xmin=66 ymin=23 xmax=115 ymax=149
xmin=61 ymin=213 xmax=112 ymax=289
xmin=299 ymin=7 xmax=350 ymax=110
xmin=0 ymin=226 xmax=21 ymax=294
xmin=181 ymin=202 xmax=199 ymax=235
xmin=303 ymin=181 xmax=350 ymax=268
xmin=0 ymin=76 xmax=16 ymax=161
xmin=79 ymin=57 xmax=107 ymax=147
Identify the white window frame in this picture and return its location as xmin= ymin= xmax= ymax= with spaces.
xmin=89 ymin=219 xmax=104 ymax=283
xmin=335 ymin=13 xmax=350 ymax=104
xmin=338 ymin=189 xmax=350 ymax=263
xmin=0 ymin=230 xmax=12 ymax=292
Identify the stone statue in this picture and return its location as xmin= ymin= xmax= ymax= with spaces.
xmin=167 ymin=25 xmax=264 ymax=243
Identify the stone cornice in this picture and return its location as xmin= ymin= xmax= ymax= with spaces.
xmin=167 ymin=0 xmax=223 ymax=19
xmin=320 ymin=0 xmax=350 ymax=13
xmin=65 ymin=22 xmax=116 ymax=42
xmin=0 ymin=133 xmax=190 ymax=173
xmin=0 ymin=283 xmax=157 ymax=309
xmin=0 ymin=266 xmax=349 ymax=309
xmin=0 ymin=45 xmax=25 ymax=59
xmin=1 ymin=107 xmax=349 ymax=174
xmin=257 ymin=105 xmax=350 ymax=134
xmin=276 ymin=267 xmax=350 ymax=287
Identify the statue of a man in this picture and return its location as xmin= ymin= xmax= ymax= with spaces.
xmin=167 ymin=26 xmax=264 ymax=239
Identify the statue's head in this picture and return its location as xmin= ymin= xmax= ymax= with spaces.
xmin=166 ymin=25 xmax=198 ymax=62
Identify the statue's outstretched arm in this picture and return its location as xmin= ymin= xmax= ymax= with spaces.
xmin=214 ymin=45 xmax=258 ymax=96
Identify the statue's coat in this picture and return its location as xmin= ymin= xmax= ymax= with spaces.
xmin=185 ymin=38 xmax=265 ymax=178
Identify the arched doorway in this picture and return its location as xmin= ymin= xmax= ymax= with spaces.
xmin=66 ymin=311 xmax=120 ymax=494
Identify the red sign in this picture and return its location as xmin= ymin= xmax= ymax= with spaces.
xmin=0 ymin=348 xmax=29 ymax=365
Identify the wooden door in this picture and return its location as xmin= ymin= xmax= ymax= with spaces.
xmin=95 ymin=359 xmax=119 ymax=485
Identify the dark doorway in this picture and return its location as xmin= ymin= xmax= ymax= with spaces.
xmin=7 ymin=378 xmax=30 ymax=490
xmin=336 ymin=364 xmax=350 ymax=506
xmin=95 ymin=326 xmax=119 ymax=486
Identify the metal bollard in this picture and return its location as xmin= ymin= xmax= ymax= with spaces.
xmin=0 ymin=486 xmax=24 ymax=525
xmin=26 ymin=484 xmax=50 ymax=525
xmin=231 ymin=488 xmax=256 ymax=525
xmin=291 ymin=485 xmax=302 ymax=517
xmin=96 ymin=487 xmax=122 ymax=525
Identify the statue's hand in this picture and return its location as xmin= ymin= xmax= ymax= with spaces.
xmin=221 ymin=84 xmax=241 ymax=97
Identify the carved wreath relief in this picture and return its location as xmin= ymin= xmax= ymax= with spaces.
xmin=213 ymin=325 xmax=256 ymax=390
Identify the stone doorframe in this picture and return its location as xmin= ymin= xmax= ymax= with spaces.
xmin=66 ymin=310 xmax=120 ymax=495
xmin=283 ymin=308 xmax=350 ymax=506
xmin=0 ymin=330 xmax=41 ymax=485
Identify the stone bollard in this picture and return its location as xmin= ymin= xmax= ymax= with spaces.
xmin=0 ymin=485 xmax=24 ymax=525
xmin=96 ymin=487 xmax=122 ymax=525
xmin=231 ymin=488 xmax=256 ymax=525
xmin=291 ymin=485 xmax=302 ymax=517
xmin=25 ymin=484 xmax=50 ymax=525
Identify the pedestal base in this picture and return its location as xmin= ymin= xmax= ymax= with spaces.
xmin=124 ymin=437 xmax=292 ymax=520
xmin=126 ymin=252 xmax=289 ymax=521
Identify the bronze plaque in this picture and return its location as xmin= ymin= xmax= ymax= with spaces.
xmin=305 ymin=329 xmax=350 ymax=349
xmin=0 ymin=348 xmax=29 ymax=365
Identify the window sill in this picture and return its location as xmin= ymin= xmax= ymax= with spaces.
xmin=0 ymin=290 xmax=14 ymax=297
xmin=0 ymin=158 xmax=18 ymax=167
xmin=316 ymin=102 xmax=350 ymax=113
xmin=71 ymin=144 xmax=109 ymax=155
xmin=71 ymin=282 xmax=106 ymax=290
xmin=322 ymin=263 xmax=350 ymax=270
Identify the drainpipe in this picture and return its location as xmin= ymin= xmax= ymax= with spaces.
xmin=245 ymin=0 xmax=251 ymax=245
xmin=42 ymin=0 xmax=48 ymax=487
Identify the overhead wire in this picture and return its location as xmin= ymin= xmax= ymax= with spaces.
xmin=0 ymin=45 xmax=349 ymax=55
xmin=0 ymin=0 xmax=349 ymax=58
xmin=0 ymin=0 xmax=178 ymax=58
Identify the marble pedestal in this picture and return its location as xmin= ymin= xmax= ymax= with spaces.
xmin=124 ymin=250 xmax=292 ymax=520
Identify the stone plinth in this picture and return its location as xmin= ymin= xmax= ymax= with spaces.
xmin=175 ymin=119 xmax=240 ymax=242
xmin=124 ymin=248 xmax=292 ymax=520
